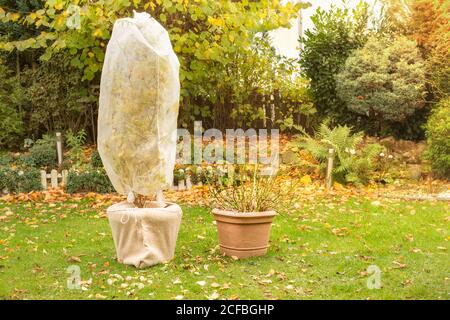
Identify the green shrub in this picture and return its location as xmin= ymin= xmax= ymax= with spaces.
xmin=0 ymin=167 xmax=15 ymax=192
xmin=22 ymin=143 xmax=57 ymax=169
xmin=0 ymin=104 xmax=25 ymax=149
xmin=300 ymin=3 xmax=370 ymax=124
xmin=293 ymin=122 xmax=383 ymax=185
xmin=341 ymin=143 xmax=384 ymax=185
xmin=18 ymin=169 xmax=42 ymax=193
xmin=0 ymin=167 xmax=42 ymax=193
xmin=336 ymin=36 xmax=426 ymax=134
xmin=0 ymin=64 xmax=26 ymax=148
xmin=65 ymin=169 xmax=114 ymax=194
xmin=173 ymin=169 xmax=186 ymax=185
xmin=90 ymin=150 xmax=103 ymax=168
xmin=24 ymin=53 xmax=95 ymax=140
xmin=424 ymin=98 xmax=450 ymax=178
xmin=0 ymin=153 xmax=13 ymax=166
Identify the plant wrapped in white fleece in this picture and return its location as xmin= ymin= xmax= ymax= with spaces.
xmin=98 ymin=11 xmax=180 ymax=199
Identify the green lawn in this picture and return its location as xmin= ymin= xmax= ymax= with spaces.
xmin=0 ymin=196 xmax=448 ymax=300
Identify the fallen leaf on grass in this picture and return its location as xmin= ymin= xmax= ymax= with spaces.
xmin=32 ymin=265 xmax=42 ymax=273
xmin=258 ymin=279 xmax=272 ymax=285
xmin=359 ymin=270 xmax=368 ymax=277
xmin=266 ymin=269 xmax=276 ymax=277
xmin=331 ymin=227 xmax=349 ymax=237
xmin=393 ymin=261 xmax=407 ymax=269
xmin=285 ymin=285 xmax=294 ymax=290
xmin=371 ymin=200 xmax=381 ymax=207
xmin=402 ymin=279 xmax=413 ymax=286
xmin=68 ymin=256 xmax=81 ymax=263
xmin=206 ymin=291 xmax=220 ymax=300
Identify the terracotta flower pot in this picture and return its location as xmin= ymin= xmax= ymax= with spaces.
xmin=212 ymin=209 xmax=277 ymax=259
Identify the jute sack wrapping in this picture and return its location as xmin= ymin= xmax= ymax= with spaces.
xmin=107 ymin=201 xmax=182 ymax=268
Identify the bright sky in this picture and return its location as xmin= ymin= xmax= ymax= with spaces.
xmin=271 ymin=0 xmax=378 ymax=58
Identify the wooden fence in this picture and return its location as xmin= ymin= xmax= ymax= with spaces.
xmin=40 ymin=169 xmax=68 ymax=190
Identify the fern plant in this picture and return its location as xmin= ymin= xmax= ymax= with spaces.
xmin=293 ymin=122 xmax=383 ymax=185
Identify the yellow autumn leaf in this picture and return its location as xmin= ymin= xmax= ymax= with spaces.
xmin=144 ymin=2 xmax=156 ymax=10
xmin=333 ymin=182 xmax=344 ymax=190
xmin=300 ymin=175 xmax=312 ymax=185
xmin=10 ymin=13 xmax=20 ymax=22
xmin=208 ymin=16 xmax=224 ymax=27
xmin=54 ymin=15 xmax=65 ymax=28
xmin=93 ymin=28 xmax=103 ymax=37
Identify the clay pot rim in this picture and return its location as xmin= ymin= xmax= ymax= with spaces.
xmin=212 ymin=208 xmax=277 ymax=218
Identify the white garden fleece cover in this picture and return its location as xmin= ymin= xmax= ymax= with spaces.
xmin=98 ymin=12 xmax=180 ymax=196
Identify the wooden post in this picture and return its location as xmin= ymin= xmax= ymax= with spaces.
xmin=178 ymin=179 xmax=186 ymax=191
xmin=61 ymin=170 xmax=68 ymax=187
xmin=326 ymin=148 xmax=335 ymax=190
xmin=41 ymin=170 xmax=47 ymax=190
xmin=185 ymin=175 xmax=192 ymax=190
xmin=50 ymin=169 xmax=58 ymax=188
xmin=56 ymin=132 xmax=63 ymax=166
